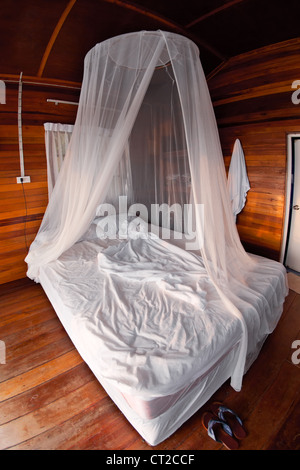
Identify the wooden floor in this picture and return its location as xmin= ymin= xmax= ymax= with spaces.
xmin=0 ymin=277 xmax=299 ymax=451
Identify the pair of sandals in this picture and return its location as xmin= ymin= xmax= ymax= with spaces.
xmin=202 ymin=402 xmax=247 ymax=450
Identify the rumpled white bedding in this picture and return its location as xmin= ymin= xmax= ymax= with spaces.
xmin=40 ymin=226 xmax=288 ymax=401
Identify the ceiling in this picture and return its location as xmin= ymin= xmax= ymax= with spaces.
xmin=1 ymin=0 xmax=300 ymax=84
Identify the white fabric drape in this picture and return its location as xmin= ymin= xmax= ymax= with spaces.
xmin=0 ymin=80 xmax=6 ymax=104
xmin=228 ymin=139 xmax=250 ymax=220
xmin=44 ymin=123 xmax=74 ymax=198
xmin=26 ymin=31 xmax=287 ymax=391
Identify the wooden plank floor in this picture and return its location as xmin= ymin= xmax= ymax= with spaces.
xmin=0 ymin=277 xmax=299 ymax=450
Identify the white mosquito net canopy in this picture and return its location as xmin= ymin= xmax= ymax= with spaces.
xmin=25 ymin=30 xmax=286 ymax=391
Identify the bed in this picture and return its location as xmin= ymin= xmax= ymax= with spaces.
xmin=25 ymin=31 xmax=288 ymax=446
xmin=38 ymin=215 xmax=288 ymax=446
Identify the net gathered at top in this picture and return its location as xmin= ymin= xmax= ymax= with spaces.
xmin=25 ymin=30 xmax=286 ymax=391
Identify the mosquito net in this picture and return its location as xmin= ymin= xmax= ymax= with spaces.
xmin=25 ymin=31 xmax=287 ymax=391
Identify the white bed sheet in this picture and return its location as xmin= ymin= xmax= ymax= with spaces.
xmin=40 ymin=235 xmax=243 ymax=397
xmin=99 ymin=343 xmax=239 ymax=445
xmin=39 ymin=226 xmax=288 ymax=445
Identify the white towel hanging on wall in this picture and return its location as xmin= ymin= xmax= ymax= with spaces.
xmin=0 ymin=80 xmax=6 ymax=104
xmin=228 ymin=139 xmax=250 ymax=220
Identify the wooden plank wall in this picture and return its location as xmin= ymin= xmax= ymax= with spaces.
xmin=1 ymin=38 xmax=300 ymax=283
xmin=0 ymin=76 xmax=80 ymax=284
xmin=208 ymin=38 xmax=300 ymax=260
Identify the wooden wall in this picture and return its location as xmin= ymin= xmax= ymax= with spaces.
xmin=0 ymin=76 xmax=80 ymax=284
xmin=1 ymin=37 xmax=300 ymax=284
xmin=208 ymin=38 xmax=300 ymax=261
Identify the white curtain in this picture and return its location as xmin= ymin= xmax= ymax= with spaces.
xmin=25 ymin=31 xmax=286 ymax=391
xmin=44 ymin=122 xmax=133 ymax=202
xmin=44 ymin=123 xmax=74 ymax=198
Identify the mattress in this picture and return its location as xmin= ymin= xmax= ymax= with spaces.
xmin=39 ymin=219 xmax=288 ymax=445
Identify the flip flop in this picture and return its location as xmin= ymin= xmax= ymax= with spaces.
xmin=202 ymin=411 xmax=239 ymax=450
xmin=211 ymin=402 xmax=247 ymax=439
